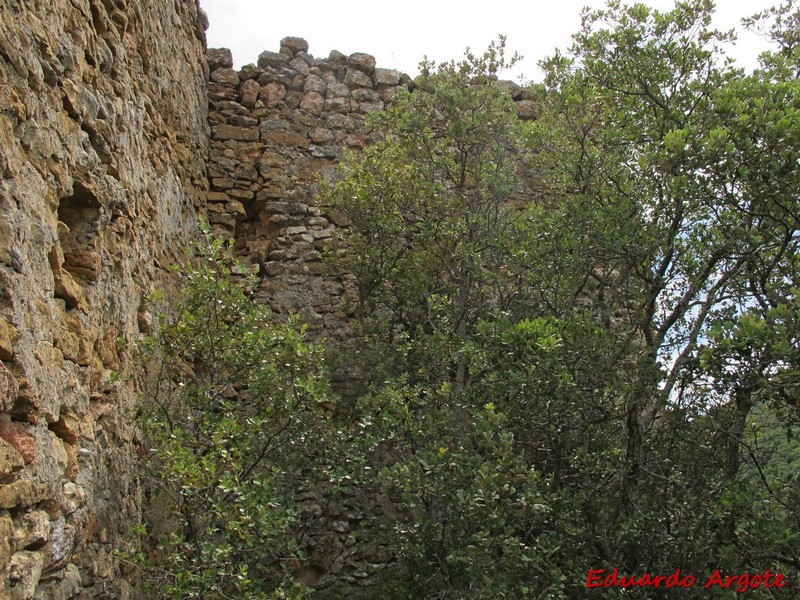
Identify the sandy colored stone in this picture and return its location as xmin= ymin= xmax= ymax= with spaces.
xmin=0 ymin=513 xmax=12 ymax=569
xmin=49 ymin=412 xmax=79 ymax=445
xmin=0 ymin=481 xmax=50 ymax=510
xmin=62 ymin=250 xmax=100 ymax=281
xmin=0 ymin=438 xmax=24 ymax=478
xmin=0 ymin=362 xmax=18 ymax=413
xmin=213 ymin=124 xmax=259 ymax=141
xmin=261 ymin=131 xmax=309 ymax=149
xmin=0 ymin=317 xmax=17 ymax=360
xmin=12 ymin=510 xmax=50 ymax=550
xmin=8 ymin=551 xmax=43 ymax=599
xmin=0 ymin=0 xmax=210 ymax=595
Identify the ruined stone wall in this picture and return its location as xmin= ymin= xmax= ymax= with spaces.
xmin=0 ymin=0 xmax=209 ymax=596
xmin=0 ymin=1 xmax=540 ymax=592
xmin=206 ymin=38 xmax=538 ymax=344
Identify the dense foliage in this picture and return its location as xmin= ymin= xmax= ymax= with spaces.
xmin=325 ymin=1 xmax=800 ymax=597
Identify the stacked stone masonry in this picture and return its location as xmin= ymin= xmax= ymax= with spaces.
xmin=0 ymin=0 xmax=209 ymax=597
xmin=206 ymin=38 xmax=539 ymax=344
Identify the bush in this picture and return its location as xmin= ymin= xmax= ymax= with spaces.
xmin=132 ymin=231 xmax=337 ymax=599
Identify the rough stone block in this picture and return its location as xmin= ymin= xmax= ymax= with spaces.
xmin=0 ymin=437 xmax=24 ymax=478
xmin=207 ymin=47 xmax=233 ymax=71
xmin=0 ymin=363 xmax=18 ymax=413
xmin=258 ymin=51 xmax=289 ymax=70
xmin=49 ymin=412 xmax=79 ymax=445
xmin=345 ymin=68 xmax=372 ymax=89
xmin=30 ymin=562 xmax=82 ymax=599
xmin=304 ymin=75 xmax=327 ymax=96
xmin=351 ymin=88 xmax=379 ymax=102
xmin=0 ymin=513 xmax=12 ymax=570
xmin=326 ymin=82 xmax=349 ymax=99
xmin=281 ymin=37 xmax=309 ymax=55
xmin=42 ymin=518 xmax=73 ymax=571
xmin=12 ymin=510 xmax=50 ymax=550
xmin=324 ymin=98 xmax=351 ymax=114
xmin=0 ymin=481 xmax=50 ymax=510
xmin=327 ymin=49 xmax=347 ymax=65
xmin=240 ymin=79 xmax=260 ymax=108
xmin=213 ymin=124 xmax=259 ymax=142
xmin=266 ymin=202 xmax=308 ymax=216
xmin=207 ymin=192 xmax=230 ymax=203
xmin=284 ymin=91 xmax=303 ymax=109
xmin=62 ymin=250 xmax=100 ymax=281
xmin=8 ymin=551 xmax=43 ymax=600
xmin=373 ymin=68 xmax=400 ymax=88
xmin=0 ymin=422 xmax=35 ymax=465
xmin=210 ymin=68 xmax=240 ymax=86
xmin=347 ymin=52 xmax=376 ymax=75
xmin=0 ymin=317 xmax=17 ymax=360
xmin=289 ymin=57 xmax=310 ymax=77
xmin=309 ymin=128 xmax=334 ymax=144
xmin=261 ymin=131 xmax=309 ymax=149
xmin=300 ymin=92 xmax=324 ymax=116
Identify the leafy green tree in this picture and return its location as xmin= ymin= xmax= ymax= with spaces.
xmin=323 ymin=38 xmax=531 ymax=395
xmin=132 ymin=231 xmax=337 ymax=599
xmin=532 ymin=0 xmax=800 ymax=577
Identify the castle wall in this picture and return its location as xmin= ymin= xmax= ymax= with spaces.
xmin=0 ymin=0 xmax=209 ymax=596
xmin=205 ymin=39 xmax=538 ymax=344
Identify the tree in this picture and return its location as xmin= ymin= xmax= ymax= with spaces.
xmin=323 ymin=38 xmax=531 ymax=395
xmin=132 ymin=231 xmax=338 ymax=599
xmin=532 ymin=0 xmax=800 ymax=576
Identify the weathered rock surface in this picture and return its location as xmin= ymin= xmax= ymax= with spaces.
xmin=0 ymin=0 xmax=209 ymax=596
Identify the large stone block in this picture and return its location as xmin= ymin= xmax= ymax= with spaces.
xmin=207 ymin=47 xmax=234 ymax=70
xmin=213 ymin=124 xmax=260 ymax=142
xmin=8 ymin=551 xmax=43 ymax=599
xmin=0 ymin=481 xmax=50 ymax=510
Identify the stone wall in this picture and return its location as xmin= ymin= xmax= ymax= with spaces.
xmin=206 ymin=38 xmax=538 ymax=344
xmin=0 ymin=0 xmax=209 ymax=597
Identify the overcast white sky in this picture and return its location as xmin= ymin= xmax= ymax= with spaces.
xmin=200 ymin=0 xmax=779 ymax=82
